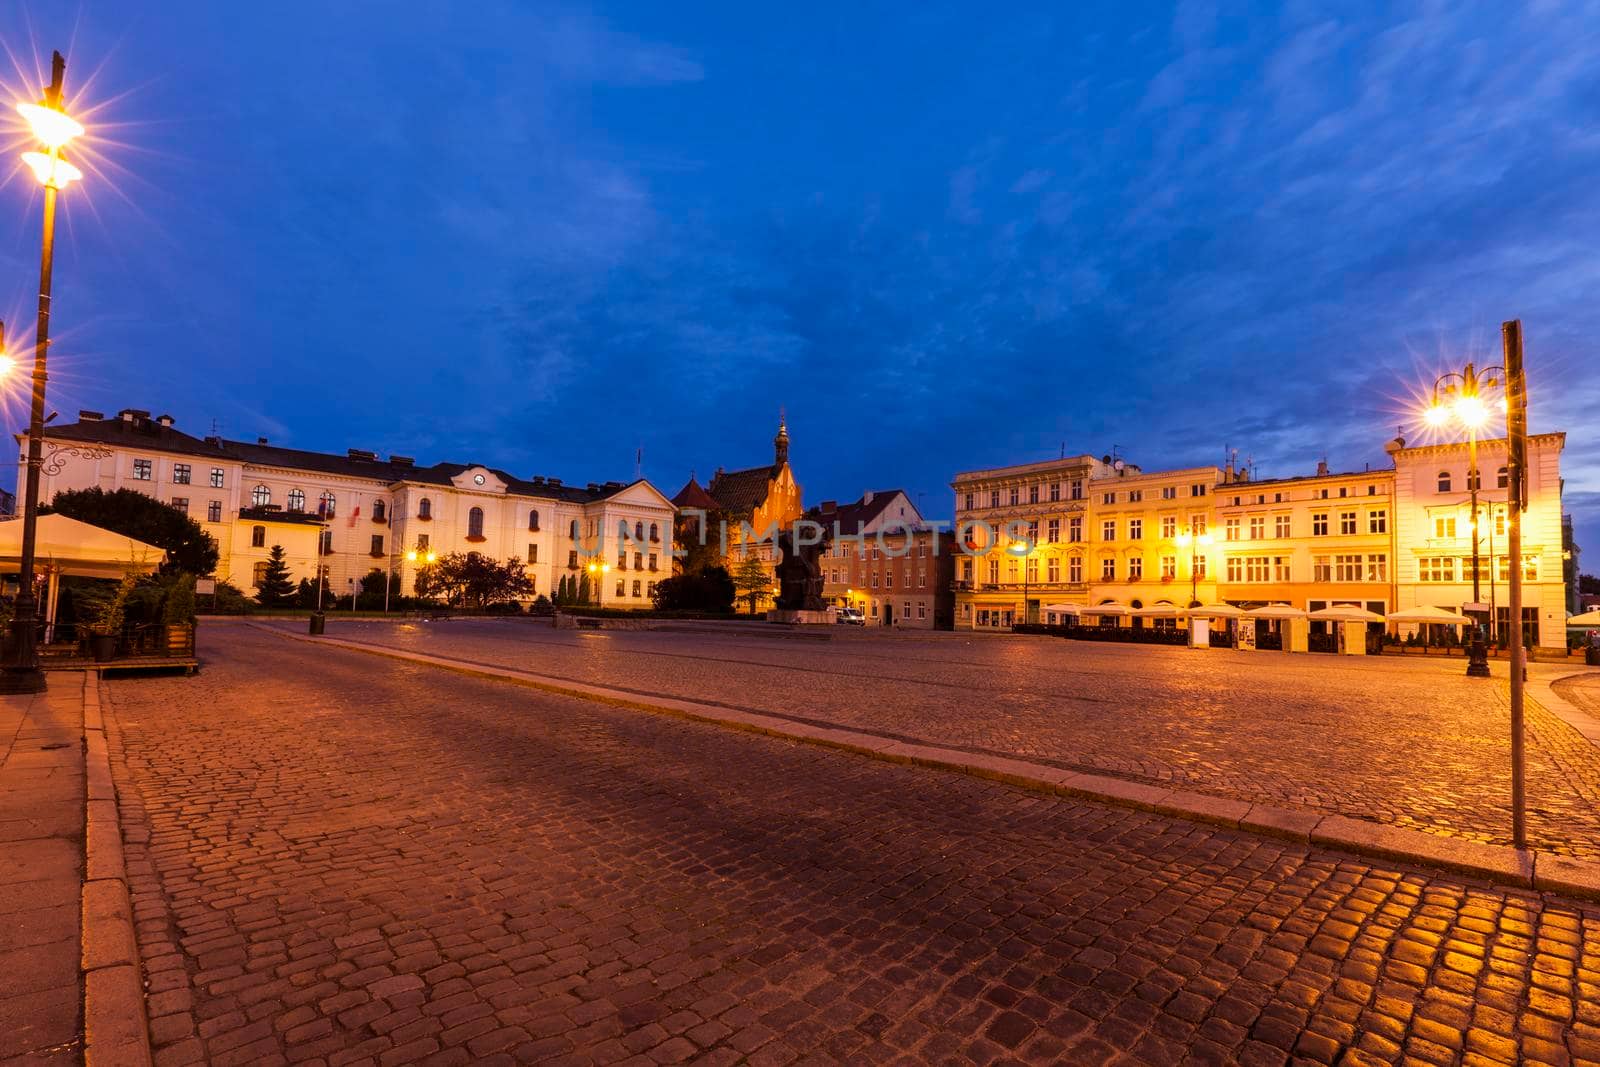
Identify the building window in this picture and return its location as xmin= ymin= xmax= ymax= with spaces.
xmin=1160 ymin=516 xmax=1176 ymax=539
xmin=569 ymin=519 xmax=579 ymax=539
xmin=417 ymin=533 xmax=429 ymax=550
xmin=986 ymin=559 xmax=998 ymax=585
xmin=371 ymin=534 xmax=384 ymax=556
xmin=1273 ymin=557 xmax=1290 ymax=582
xmin=1102 ymin=520 xmax=1116 ymax=541
xmin=318 ymin=491 xmax=336 ymax=518
xmin=1101 ymin=557 xmax=1115 ymax=580
xmin=989 ymin=490 xmax=1000 ymax=509
xmin=132 ymin=458 xmax=153 ymax=481
xmin=1312 ymin=513 xmax=1328 ymax=536
xmin=173 ymin=463 xmax=191 ymax=484
xmin=528 ymin=509 xmax=540 ymax=531
xmin=1418 ymin=557 xmax=1455 ymax=582
xmin=1191 ymin=484 xmax=1208 ymax=497
xmin=466 ymin=506 xmax=484 ymax=539
xmin=210 ymin=467 xmax=225 ymax=488
xmin=287 ymin=488 xmax=306 ymax=512
xmin=1047 ymin=518 xmax=1060 ymax=543
xmin=1496 ymin=466 xmax=1508 ymax=489
xmin=320 ymin=530 xmax=334 ymax=555
xmin=1047 ymin=558 xmax=1060 ymax=583
xmin=1049 ymin=483 xmax=1060 ymax=502
xmin=1128 ymin=489 xmax=1143 ymax=503
xmin=1437 ymin=471 xmax=1452 ymax=493
xmin=1334 ymin=554 xmax=1361 ymax=581
xmin=1025 ymin=558 xmax=1038 ymax=583
xmin=528 ymin=543 xmax=538 ymax=563
xmin=1160 ymin=486 xmax=1177 ymax=500
xmin=649 ymin=523 xmax=659 ymax=542
xmin=1195 ymin=556 xmax=1207 ymax=579
xmin=170 ymin=497 xmax=188 ymax=513
xmin=1225 ymin=518 xmax=1240 ymax=541
xmin=963 ymin=492 xmax=974 ymax=512
xmin=253 ymin=561 xmax=269 ymax=586
xmin=373 ymin=500 xmax=387 ymax=522
xmin=1009 ymin=487 xmax=1020 ymax=506
xmin=1369 ymin=510 xmax=1387 ymax=535
xmin=568 ymin=549 xmax=578 ymax=568
xmin=1128 ymin=519 xmax=1143 ymax=540
xmin=1339 ymin=511 xmax=1357 ymax=535
xmin=1161 ymin=556 xmax=1176 ymax=580
xmin=1226 ymin=557 xmax=1243 ymax=582
xmin=207 ymin=500 xmax=222 ymax=523
xmin=1070 ymin=480 xmax=1083 ymax=501
xmin=251 ymin=525 xmax=266 ymax=548
xmin=1313 ymin=555 xmax=1331 ymax=581
xmin=418 ymin=498 xmax=432 ymax=520
xmin=251 ymin=484 xmax=271 ymax=507
xmin=1103 ymin=492 xmax=1116 ymax=505
xmin=1069 ymin=517 xmax=1082 ymax=542
xmin=1249 ymin=517 xmax=1265 ymax=540
xmin=648 ymin=553 xmax=657 ymax=571
xmin=1434 ymin=516 xmax=1457 ymax=539
xmin=1366 ymin=555 xmax=1387 ymax=582
xmin=632 ymin=580 xmax=642 ymax=597
xmin=615 ymin=580 xmax=625 ymax=597
xmin=1128 ymin=557 xmax=1143 ymax=581
xmin=1244 ymin=557 xmax=1268 ymax=582
xmin=1274 ymin=515 xmax=1291 ymax=538
xmin=1069 ymin=557 xmax=1083 ymax=583
xmin=1467 ymin=469 xmax=1480 ymax=491
xmin=1028 ymin=485 xmax=1039 ymax=504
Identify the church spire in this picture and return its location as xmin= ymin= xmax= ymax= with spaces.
xmin=774 ymin=409 xmax=789 ymax=467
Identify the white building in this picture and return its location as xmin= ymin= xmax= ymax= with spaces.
xmin=28 ymin=408 xmax=677 ymax=608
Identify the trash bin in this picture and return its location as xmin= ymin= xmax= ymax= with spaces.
xmin=308 ymin=612 xmax=325 ymax=636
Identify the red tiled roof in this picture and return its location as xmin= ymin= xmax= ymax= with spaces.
xmin=671 ymin=477 xmax=722 ymax=511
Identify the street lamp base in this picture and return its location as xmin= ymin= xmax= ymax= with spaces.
xmin=0 ymin=665 xmax=48 ymax=694
xmin=1466 ymin=638 xmax=1491 ymax=678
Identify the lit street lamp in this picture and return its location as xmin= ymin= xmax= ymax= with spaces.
xmin=1 ymin=52 xmax=82 ymax=694
xmin=1008 ymin=539 xmax=1032 ymax=625
xmin=1174 ymin=527 xmax=1214 ymax=607
xmin=586 ymin=558 xmax=610 ymax=606
xmin=1420 ymin=323 xmax=1531 ymax=848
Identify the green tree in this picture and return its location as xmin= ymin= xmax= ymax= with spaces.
xmin=731 ymin=553 xmax=771 ymax=615
xmin=651 ymin=565 xmax=735 ymax=613
xmin=255 ymin=545 xmax=295 ymax=606
xmin=1581 ymin=574 xmax=1599 ymax=595
xmin=413 ymin=552 xmax=534 ymax=609
xmin=44 ymin=487 xmax=219 ymax=575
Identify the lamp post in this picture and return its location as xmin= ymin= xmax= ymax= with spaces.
xmin=1424 ymin=362 xmax=1502 ymax=678
xmin=586 ymin=559 xmax=609 ymax=606
xmin=1174 ymin=527 xmax=1214 ymax=607
xmin=1 ymin=52 xmax=84 ymax=694
xmin=1008 ymin=540 xmax=1031 ymax=625
xmin=1421 ymin=324 xmax=1530 ymax=848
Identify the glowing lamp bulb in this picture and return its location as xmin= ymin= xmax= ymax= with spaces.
xmin=1423 ymin=404 xmax=1450 ymax=428
xmin=1453 ymin=394 xmax=1489 ymax=430
xmin=0 ymin=355 xmax=14 ymax=379
xmin=405 ymin=550 xmax=417 ymax=562
xmin=17 ymin=102 xmax=83 ymax=149
xmin=21 ymin=150 xmax=81 ymax=189
xmin=1175 ymin=532 xmax=1192 ymax=547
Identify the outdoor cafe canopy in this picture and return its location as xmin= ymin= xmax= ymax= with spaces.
xmin=1042 ymin=603 xmax=1082 ymax=615
xmin=1243 ymin=604 xmax=1306 ymax=620
xmin=1187 ymin=604 xmax=1243 ymax=619
xmin=1131 ymin=603 xmax=1183 ymax=618
xmin=1567 ymin=610 xmax=1600 ymax=627
xmin=1308 ymin=605 xmax=1386 ymax=623
xmin=1387 ymin=605 xmax=1471 ymax=626
xmin=1084 ymin=602 xmax=1130 ymax=617
xmin=0 ymin=514 xmax=165 ymax=579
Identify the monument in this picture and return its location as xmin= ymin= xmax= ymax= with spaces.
xmin=767 ymin=527 xmax=833 ymax=625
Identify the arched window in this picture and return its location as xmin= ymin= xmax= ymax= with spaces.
xmin=649 ymin=522 xmax=659 ymax=543
xmin=617 ymin=519 xmax=630 ymax=539
xmin=372 ymin=499 xmax=386 ymax=521
xmin=319 ymin=491 xmax=336 ymax=518
xmin=251 ymin=525 xmax=265 ymax=548
xmin=286 ymin=488 xmax=305 ymax=512
xmin=634 ymin=521 xmax=644 ymax=542
xmin=418 ymin=497 xmax=432 ymax=519
xmin=1497 ymin=466 xmax=1508 ymax=489
xmin=1436 ymin=471 xmax=1451 ymax=493
xmin=570 ymin=519 xmax=580 ymax=540
xmin=528 ymin=509 xmax=540 ymax=531
xmin=1467 ymin=469 xmax=1480 ymax=491
xmin=468 ymin=507 xmax=485 ymax=539
xmin=251 ymin=484 xmax=271 ymax=507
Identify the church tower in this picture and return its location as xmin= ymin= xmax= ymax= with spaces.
xmin=774 ymin=412 xmax=790 ymax=468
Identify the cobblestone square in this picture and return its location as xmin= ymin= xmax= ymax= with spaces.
xmin=103 ymin=626 xmax=1600 ymax=1065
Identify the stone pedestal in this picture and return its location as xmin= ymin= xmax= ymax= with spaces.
xmin=767 ymin=608 xmax=835 ymax=626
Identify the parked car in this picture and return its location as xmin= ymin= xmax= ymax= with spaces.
xmin=835 ymin=606 xmax=865 ymax=626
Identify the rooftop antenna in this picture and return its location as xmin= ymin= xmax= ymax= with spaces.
xmin=1060 ymin=441 xmax=1066 ymax=459
xmin=210 ymin=418 xmax=223 ymax=437
xmin=634 ymin=442 xmax=642 ymax=480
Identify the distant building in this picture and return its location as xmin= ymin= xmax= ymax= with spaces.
xmin=816 ymin=490 xmax=954 ymax=628
xmin=1564 ymin=512 xmax=1579 ymax=617
xmin=30 ymin=408 xmax=676 ymax=608
xmin=0 ymin=487 xmax=14 ymax=517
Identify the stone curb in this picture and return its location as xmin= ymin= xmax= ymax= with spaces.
xmin=254 ymin=623 xmax=1600 ymax=905
xmin=79 ymin=672 xmax=153 ymax=1067
xmin=1531 ymin=669 xmax=1600 ymax=748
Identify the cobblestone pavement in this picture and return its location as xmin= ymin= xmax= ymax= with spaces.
xmin=1555 ymin=675 xmax=1600 ymax=720
xmin=267 ymin=618 xmax=1600 ymax=857
xmin=107 ymin=628 xmax=1600 ymax=1066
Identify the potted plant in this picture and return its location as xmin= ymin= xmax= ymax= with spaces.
xmin=162 ymin=574 xmax=197 ymax=656
xmin=86 ymin=571 xmax=138 ymax=663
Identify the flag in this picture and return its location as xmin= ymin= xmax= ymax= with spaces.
xmin=348 ymin=505 xmax=360 ymax=528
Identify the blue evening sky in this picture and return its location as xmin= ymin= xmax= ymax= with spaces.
xmin=1 ymin=2 xmax=1597 ymax=557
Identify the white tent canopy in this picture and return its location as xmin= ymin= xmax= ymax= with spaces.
xmin=1243 ymin=604 xmax=1306 ymax=620
xmin=1132 ymin=603 xmax=1183 ymax=617
xmin=1187 ymin=604 xmax=1242 ymax=619
xmin=1084 ymin=602 xmax=1129 ymax=617
xmin=1568 ymin=610 xmax=1600 ymax=627
xmin=0 ymin=515 xmax=165 ymax=579
xmin=1388 ymin=605 xmax=1471 ymax=625
xmin=1308 ymin=605 xmax=1385 ymax=623
xmin=1042 ymin=603 xmax=1082 ymax=615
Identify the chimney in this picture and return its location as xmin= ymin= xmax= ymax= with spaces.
xmin=547 ymin=478 xmax=561 ymax=487
xmin=1316 ymin=459 xmax=1330 ymax=477
xmin=390 ymin=455 xmax=414 ymax=468
xmin=78 ymin=409 xmax=103 ymax=422
xmin=156 ymin=414 xmax=174 ymax=428
xmin=347 ymin=448 xmax=377 ymax=462
xmin=862 ymin=490 xmax=874 ymax=505
xmin=257 ymin=436 xmax=269 ymax=445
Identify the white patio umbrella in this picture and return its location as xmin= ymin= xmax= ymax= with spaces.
xmin=1042 ymin=603 xmax=1083 ymax=615
xmin=1387 ymin=605 xmax=1471 ymax=626
xmin=1567 ymin=610 xmax=1600 ymax=626
xmin=1132 ymin=603 xmax=1183 ymax=618
xmin=1243 ymin=604 xmax=1305 ymax=620
xmin=1084 ymin=602 xmax=1129 ymax=617
xmin=1308 ymin=605 xmax=1385 ymax=623
xmin=1187 ymin=604 xmax=1243 ymax=619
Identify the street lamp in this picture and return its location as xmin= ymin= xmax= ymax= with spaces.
xmin=1423 ymin=362 xmax=1504 ymax=678
xmin=1 ymin=52 xmax=81 ymax=694
xmin=1420 ymin=323 xmax=1531 ymax=848
xmin=586 ymin=558 xmax=610 ymax=606
xmin=1174 ymin=527 xmax=1214 ymax=607
xmin=1008 ymin=540 xmax=1032 ymax=625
